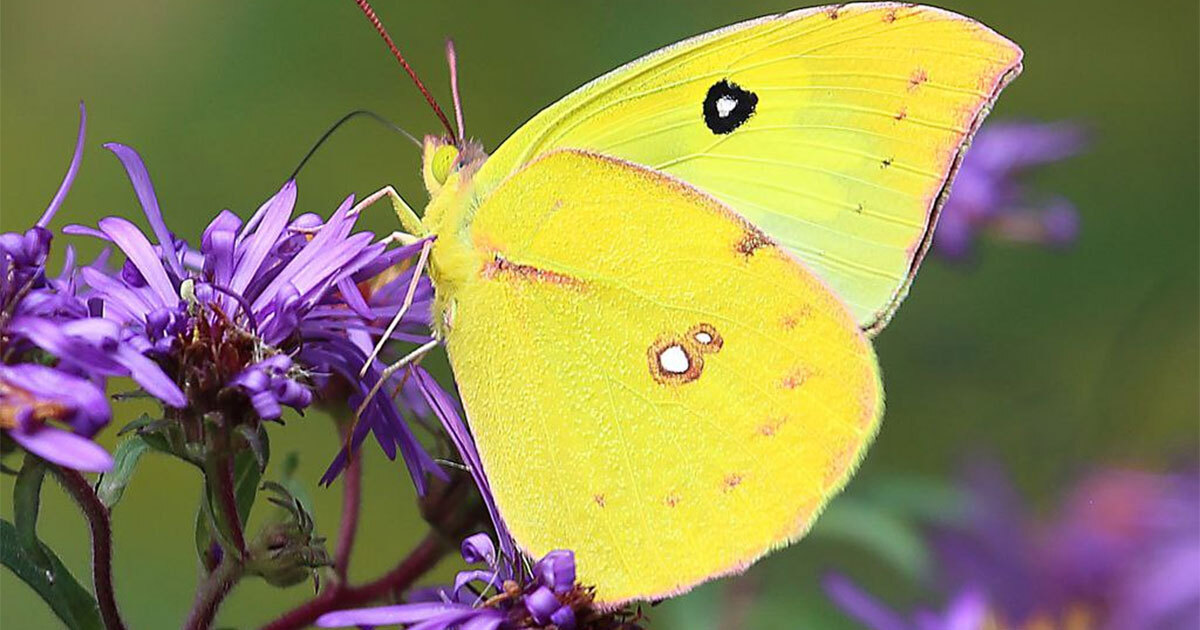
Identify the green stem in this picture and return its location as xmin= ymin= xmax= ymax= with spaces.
xmin=14 ymin=455 xmax=51 ymax=569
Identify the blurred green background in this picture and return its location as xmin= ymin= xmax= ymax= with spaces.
xmin=2 ymin=1 xmax=1196 ymax=628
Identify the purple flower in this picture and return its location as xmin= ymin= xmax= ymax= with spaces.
xmin=317 ymin=533 xmax=635 ymax=630
xmin=1 ymin=104 xmax=180 ymax=472
xmin=826 ymin=464 xmax=1200 ymax=629
xmin=936 ymin=121 xmax=1087 ymax=260
xmin=312 ymin=246 xmax=444 ymax=489
xmin=67 ymin=143 xmax=444 ymax=491
xmin=0 ymin=364 xmax=111 ymax=472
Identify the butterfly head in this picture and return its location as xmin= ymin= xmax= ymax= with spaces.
xmin=422 ymin=134 xmax=486 ymax=197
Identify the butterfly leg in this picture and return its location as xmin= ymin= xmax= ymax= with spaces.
xmin=359 ymin=239 xmax=434 ymax=377
xmin=349 ymin=185 xmax=427 ymax=238
xmin=355 ymin=338 xmax=440 ymax=420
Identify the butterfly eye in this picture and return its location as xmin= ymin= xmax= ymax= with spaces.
xmin=431 ymin=144 xmax=460 ymax=184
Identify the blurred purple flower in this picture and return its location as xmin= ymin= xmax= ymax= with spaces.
xmin=936 ymin=121 xmax=1087 ymax=260
xmin=1 ymin=104 xmax=180 ymax=472
xmin=67 ymin=143 xmax=443 ymax=491
xmin=317 ymin=532 xmax=636 ymax=630
xmin=826 ymin=464 xmax=1200 ymax=629
xmin=824 ymin=574 xmax=988 ymax=630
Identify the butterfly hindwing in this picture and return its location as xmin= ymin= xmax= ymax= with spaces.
xmin=441 ymin=150 xmax=882 ymax=604
xmin=474 ymin=3 xmax=1022 ymax=332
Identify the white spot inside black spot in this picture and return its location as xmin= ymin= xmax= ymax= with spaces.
xmin=695 ymin=331 xmax=714 ymax=344
xmin=715 ymin=95 xmax=738 ymax=118
xmin=703 ymin=80 xmax=757 ymax=134
xmin=659 ymin=345 xmax=690 ymax=374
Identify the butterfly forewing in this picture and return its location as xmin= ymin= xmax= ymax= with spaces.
xmin=474 ymin=3 xmax=1022 ymax=332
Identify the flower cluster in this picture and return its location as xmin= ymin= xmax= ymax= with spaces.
xmin=318 ymin=533 xmax=643 ymax=630
xmin=936 ymin=121 xmax=1087 ymax=260
xmin=63 ymin=142 xmax=444 ymax=490
xmin=826 ymin=464 xmax=1200 ymax=629
xmin=1 ymin=105 xmax=180 ymax=472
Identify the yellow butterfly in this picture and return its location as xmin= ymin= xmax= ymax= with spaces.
xmin=351 ymin=1 xmax=1021 ymax=605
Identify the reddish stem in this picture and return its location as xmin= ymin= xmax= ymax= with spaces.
xmin=334 ymin=448 xmax=362 ymax=580
xmin=182 ymin=557 xmax=243 ymax=630
xmin=53 ymin=467 xmax=127 ymax=630
xmin=260 ymin=532 xmax=446 ymax=630
xmin=213 ymin=453 xmax=247 ymax=556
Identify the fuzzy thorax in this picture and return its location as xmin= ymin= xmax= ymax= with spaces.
xmin=420 ymin=134 xmax=488 ymax=338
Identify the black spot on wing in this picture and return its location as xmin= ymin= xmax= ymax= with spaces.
xmin=703 ymin=79 xmax=758 ymax=135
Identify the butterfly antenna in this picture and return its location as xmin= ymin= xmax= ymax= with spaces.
xmin=352 ymin=0 xmax=456 ymax=140
xmin=289 ymin=109 xmax=420 ymax=182
xmin=446 ymin=39 xmax=465 ymax=141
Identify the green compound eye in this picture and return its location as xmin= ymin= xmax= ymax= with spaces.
xmin=431 ymin=144 xmax=460 ymax=184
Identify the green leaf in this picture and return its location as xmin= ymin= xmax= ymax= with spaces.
xmin=115 ymin=413 xmax=157 ymax=436
xmin=0 ymin=519 xmax=103 ymax=630
xmin=95 ymin=436 xmax=154 ymax=509
xmin=232 ymin=451 xmax=263 ymax=524
xmin=862 ymin=475 xmax=969 ymax=525
xmin=13 ymin=456 xmax=52 ymax=571
xmin=810 ymin=498 xmax=932 ymax=582
xmin=277 ymin=452 xmax=315 ymax=520
xmin=236 ymin=425 xmax=270 ymax=473
xmin=194 ymin=494 xmax=220 ymax=570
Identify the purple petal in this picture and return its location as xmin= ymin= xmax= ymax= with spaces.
xmin=308 ymin=336 xmax=444 ymax=493
xmin=316 ymin=603 xmax=473 ymax=627
xmin=8 ymin=317 xmax=125 ymax=375
xmin=112 ymin=344 xmax=186 ymax=407
xmin=823 ymin=573 xmax=910 ymax=630
xmin=252 ymin=195 xmax=356 ymax=312
xmin=203 ymin=223 xmax=238 ymax=289
xmin=549 ymin=605 xmax=576 ymax=630
xmin=1041 ymin=200 xmax=1079 ymax=247
xmin=408 ymin=610 xmax=492 ymax=630
xmin=453 ymin=570 xmax=499 ymax=598
xmin=969 ymin=121 xmax=1088 ymax=173
xmin=8 ymin=425 xmax=112 ymax=472
xmin=460 ymin=615 xmax=505 ymax=630
xmin=535 ymin=550 xmax=576 ymax=594
xmin=104 ymin=143 xmax=184 ymax=278
xmin=337 ymin=277 xmax=372 ymax=319
xmin=461 ymin=533 xmax=496 ymax=565
xmin=38 ymin=102 xmax=87 ymax=228
xmin=79 ymin=267 xmax=155 ymax=323
xmin=249 ymin=390 xmax=282 ymax=420
xmin=231 ymin=181 xmax=296 ymax=295
xmin=414 ymin=366 xmax=514 ymax=564
xmin=97 ymin=217 xmax=176 ymax=307
xmin=62 ymin=224 xmax=110 ymax=240
xmin=938 ymin=588 xmax=988 ymax=630
xmin=525 ymin=586 xmax=560 ymax=625
xmin=352 ymin=235 xmax=435 ymax=281
xmin=0 ymin=364 xmax=111 ymax=434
